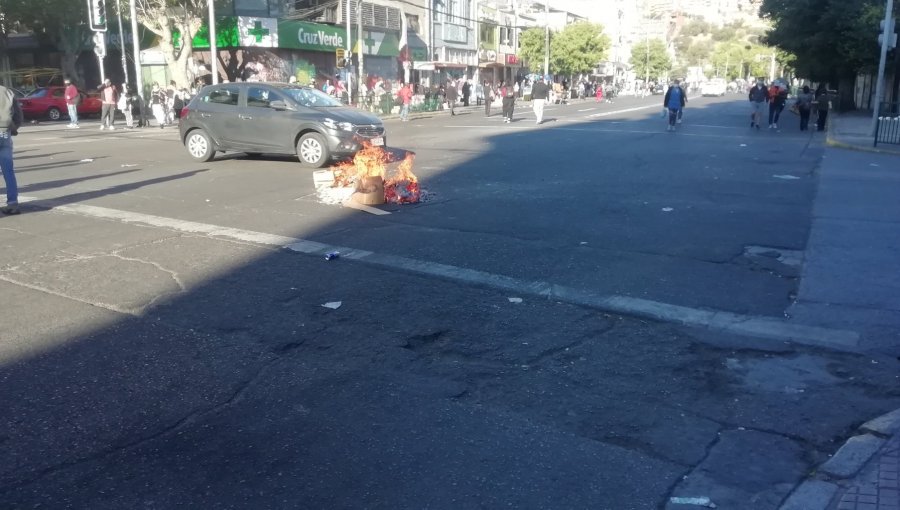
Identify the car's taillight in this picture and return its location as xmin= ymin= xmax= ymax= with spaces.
xmin=180 ymin=106 xmax=190 ymax=119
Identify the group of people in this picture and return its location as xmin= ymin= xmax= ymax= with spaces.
xmin=748 ymin=79 xmax=830 ymax=132
xmin=63 ymin=78 xmax=195 ymax=131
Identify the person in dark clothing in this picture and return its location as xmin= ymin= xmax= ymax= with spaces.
xmin=815 ymin=84 xmax=830 ymax=132
xmin=461 ymin=80 xmax=471 ymax=107
xmin=445 ymin=80 xmax=459 ymax=116
xmin=500 ymin=81 xmax=516 ymax=123
xmin=0 ymin=84 xmax=24 ymax=215
xmin=795 ymin=85 xmax=814 ymax=131
xmin=530 ymin=77 xmax=550 ymax=124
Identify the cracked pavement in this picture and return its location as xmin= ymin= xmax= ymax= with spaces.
xmin=2 ymin=95 xmax=900 ymax=508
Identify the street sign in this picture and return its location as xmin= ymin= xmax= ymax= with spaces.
xmin=88 ymin=0 xmax=108 ymax=32
xmin=93 ymin=32 xmax=106 ymax=58
xmin=336 ymin=48 xmax=346 ymax=68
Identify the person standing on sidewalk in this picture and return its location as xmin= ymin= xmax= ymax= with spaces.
xmin=531 ymin=77 xmax=550 ymax=125
xmin=0 ymin=84 xmax=24 ymax=215
xmin=150 ymin=82 xmax=167 ymax=129
xmin=748 ymin=79 xmax=769 ymax=130
xmin=397 ymin=82 xmax=412 ymax=122
xmin=795 ymin=85 xmax=814 ymax=131
xmin=64 ymin=78 xmax=80 ymax=128
xmin=445 ymin=80 xmax=458 ymax=116
xmin=98 ymin=79 xmax=118 ymax=130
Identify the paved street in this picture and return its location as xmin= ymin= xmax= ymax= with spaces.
xmin=2 ymin=93 xmax=899 ymax=509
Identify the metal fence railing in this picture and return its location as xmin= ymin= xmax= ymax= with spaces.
xmin=875 ymin=102 xmax=900 ymax=146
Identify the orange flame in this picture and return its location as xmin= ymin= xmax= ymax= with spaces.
xmin=330 ymin=142 xmax=420 ymax=203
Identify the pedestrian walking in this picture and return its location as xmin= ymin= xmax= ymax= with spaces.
xmin=795 ymin=85 xmax=814 ymax=131
xmin=815 ymin=84 xmax=831 ymax=132
xmin=150 ymin=82 xmax=167 ymax=129
xmin=483 ymin=81 xmax=494 ymax=117
xmin=462 ymin=80 xmax=471 ymax=107
xmin=676 ymin=81 xmax=687 ymax=123
xmin=64 ymin=78 xmax=81 ymax=128
xmin=500 ymin=81 xmax=516 ymax=123
xmin=531 ymin=77 xmax=550 ymax=124
xmin=445 ymin=80 xmax=458 ymax=116
xmin=118 ymin=83 xmax=134 ymax=129
xmin=663 ymin=79 xmax=686 ymax=131
xmin=397 ymin=82 xmax=413 ymax=121
xmin=767 ymin=82 xmax=787 ymax=129
xmin=748 ymin=79 xmax=769 ymax=130
xmin=0 ymin=84 xmax=24 ymax=215
xmin=98 ymin=78 xmax=118 ymax=130
xmin=595 ymin=83 xmax=603 ymax=102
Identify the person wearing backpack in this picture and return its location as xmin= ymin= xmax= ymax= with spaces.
xmin=0 ymin=84 xmax=24 ymax=215
xmin=64 ymin=78 xmax=81 ymax=128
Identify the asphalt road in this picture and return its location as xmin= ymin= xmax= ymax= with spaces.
xmin=1 ymin=93 xmax=899 ymax=509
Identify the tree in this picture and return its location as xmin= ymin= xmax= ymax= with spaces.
xmin=549 ymin=22 xmax=610 ymax=76
xmin=760 ymin=0 xmax=884 ymax=83
xmin=518 ymin=27 xmax=547 ymax=73
xmin=135 ymin=0 xmax=206 ymax=88
xmin=630 ymin=38 xmax=671 ymax=83
xmin=1 ymin=0 xmax=93 ymax=84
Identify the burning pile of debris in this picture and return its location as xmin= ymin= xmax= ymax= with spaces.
xmin=314 ymin=143 xmax=421 ymax=207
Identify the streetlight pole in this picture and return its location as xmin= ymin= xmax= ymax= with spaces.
xmin=543 ymin=0 xmax=549 ymax=77
xmin=128 ymin=0 xmax=145 ymax=126
xmin=209 ymin=0 xmax=218 ymax=84
xmin=871 ymin=0 xmax=894 ymax=135
xmin=115 ymin=0 xmax=128 ymax=84
xmin=357 ymin=0 xmax=364 ymax=95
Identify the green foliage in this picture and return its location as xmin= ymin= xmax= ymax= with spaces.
xmin=550 ymin=22 xmax=610 ymax=75
xmin=760 ymin=0 xmax=885 ymax=81
xmin=630 ymin=39 xmax=672 ymax=82
xmin=518 ymin=27 xmax=547 ymax=73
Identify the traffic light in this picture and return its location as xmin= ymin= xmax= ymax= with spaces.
xmin=88 ymin=0 xmax=107 ymax=32
xmin=879 ymin=18 xmax=897 ymax=50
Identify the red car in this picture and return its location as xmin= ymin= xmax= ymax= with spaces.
xmin=17 ymin=86 xmax=103 ymax=121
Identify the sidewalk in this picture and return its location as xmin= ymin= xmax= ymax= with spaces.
xmin=779 ymin=114 xmax=900 ymax=510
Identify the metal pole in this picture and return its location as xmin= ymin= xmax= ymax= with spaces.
xmin=357 ymin=0 xmax=364 ymax=93
xmin=209 ymin=0 xmax=218 ymax=84
xmin=116 ymin=0 xmax=128 ymax=84
xmin=768 ymin=53 xmax=775 ymax=82
xmin=872 ymin=0 xmax=894 ymax=135
xmin=128 ymin=0 xmax=145 ymax=126
xmin=346 ymin=0 xmax=352 ymax=102
xmin=98 ymin=32 xmax=106 ymax=83
xmin=543 ymin=0 xmax=549 ymax=77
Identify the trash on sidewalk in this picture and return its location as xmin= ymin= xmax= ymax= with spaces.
xmin=321 ymin=301 xmax=342 ymax=310
xmin=508 ymin=297 xmax=523 ymax=303
xmin=669 ymin=496 xmax=716 ymax=508
xmin=773 ymin=174 xmax=801 ymax=180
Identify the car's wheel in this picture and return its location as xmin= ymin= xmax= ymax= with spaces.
xmin=296 ymin=132 xmax=330 ymax=168
xmin=47 ymin=107 xmax=62 ymax=121
xmin=185 ymin=129 xmax=216 ymax=162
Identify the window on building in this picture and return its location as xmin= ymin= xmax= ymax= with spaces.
xmin=407 ymin=14 xmax=420 ymax=34
xmin=500 ymin=26 xmax=510 ymax=45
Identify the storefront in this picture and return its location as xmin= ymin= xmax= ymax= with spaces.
xmin=277 ymin=19 xmax=347 ymax=87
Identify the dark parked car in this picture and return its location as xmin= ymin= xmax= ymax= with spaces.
xmin=178 ymin=82 xmax=386 ymax=168
xmin=16 ymin=86 xmax=102 ymax=121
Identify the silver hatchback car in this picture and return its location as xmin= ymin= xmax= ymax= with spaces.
xmin=179 ymin=82 xmax=386 ymax=168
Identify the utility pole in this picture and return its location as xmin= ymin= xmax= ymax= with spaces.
xmin=543 ymin=0 xmax=549 ymax=78
xmin=115 ymin=0 xmax=128 ymax=84
xmin=128 ymin=0 xmax=145 ymax=126
xmin=209 ymin=0 xmax=218 ymax=84
xmin=346 ymin=0 xmax=353 ymax=102
xmin=357 ymin=0 xmax=364 ymax=95
xmin=872 ymin=0 xmax=895 ymax=135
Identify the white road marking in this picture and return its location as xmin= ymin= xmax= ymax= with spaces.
xmin=18 ymin=195 xmax=861 ymax=351
xmin=577 ymin=108 xmax=597 ymax=112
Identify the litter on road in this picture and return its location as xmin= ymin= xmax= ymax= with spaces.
xmin=773 ymin=174 xmax=801 ymax=180
xmin=670 ymin=496 xmax=716 ymax=507
xmin=662 ymin=207 xmax=674 ymax=212
xmin=80 ymin=158 xmax=94 ymax=162
xmin=321 ymin=302 xmax=342 ymax=310
xmin=508 ymin=297 xmax=523 ymax=303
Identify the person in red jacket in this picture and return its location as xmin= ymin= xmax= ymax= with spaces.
xmin=98 ymin=78 xmax=119 ymax=130
xmin=397 ymin=83 xmax=413 ymax=122
xmin=64 ymin=78 xmax=80 ymax=128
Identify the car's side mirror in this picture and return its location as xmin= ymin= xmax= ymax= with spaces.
xmin=270 ymin=100 xmax=290 ymax=111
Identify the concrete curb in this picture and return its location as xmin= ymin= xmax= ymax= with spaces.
xmin=826 ymin=115 xmax=900 ymax=155
xmin=778 ymin=407 xmax=900 ymax=509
